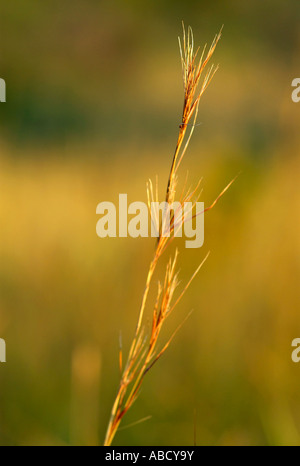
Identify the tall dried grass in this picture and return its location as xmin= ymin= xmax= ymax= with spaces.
xmin=103 ymin=24 xmax=230 ymax=446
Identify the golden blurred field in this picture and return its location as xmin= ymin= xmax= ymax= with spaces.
xmin=0 ymin=0 xmax=300 ymax=446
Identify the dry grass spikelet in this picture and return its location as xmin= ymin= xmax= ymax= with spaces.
xmin=103 ymin=23 xmax=230 ymax=447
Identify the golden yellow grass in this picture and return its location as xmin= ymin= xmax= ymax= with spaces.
xmin=102 ymin=24 xmax=234 ymax=446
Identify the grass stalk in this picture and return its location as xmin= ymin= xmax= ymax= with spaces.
xmin=104 ymin=23 xmax=224 ymax=447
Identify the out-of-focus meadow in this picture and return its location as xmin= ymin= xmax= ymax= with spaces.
xmin=0 ymin=0 xmax=300 ymax=446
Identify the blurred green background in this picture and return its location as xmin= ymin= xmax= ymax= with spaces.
xmin=0 ymin=0 xmax=300 ymax=446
